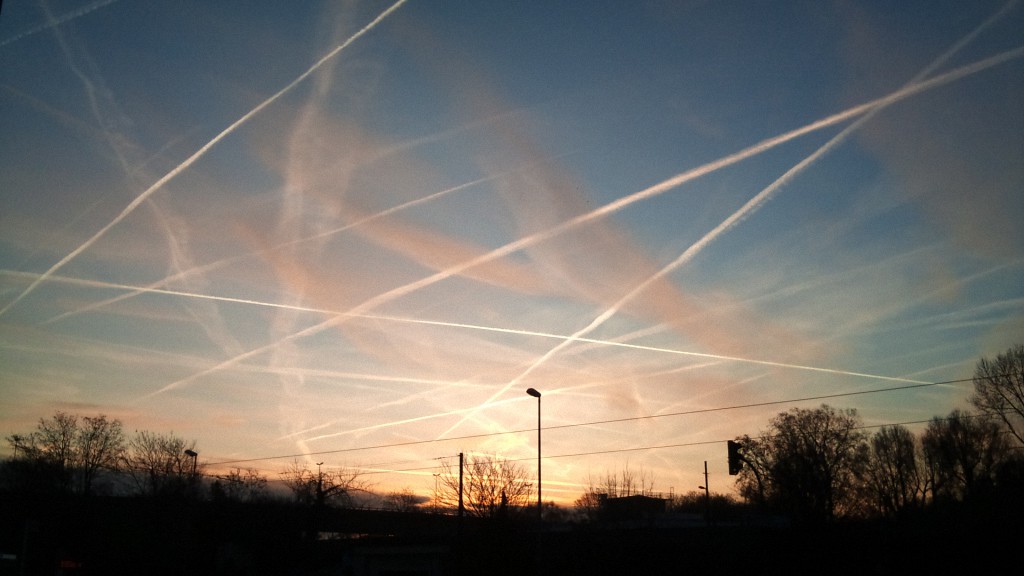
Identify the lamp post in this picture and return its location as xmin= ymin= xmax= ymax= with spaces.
xmin=184 ymin=449 xmax=198 ymax=476
xmin=316 ymin=462 xmax=324 ymax=502
xmin=525 ymin=388 xmax=542 ymax=523
xmin=699 ymin=460 xmax=710 ymax=526
xmin=432 ymin=473 xmax=440 ymax=513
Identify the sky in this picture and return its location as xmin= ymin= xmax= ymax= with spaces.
xmin=1 ymin=0 xmax=1022 ymax=505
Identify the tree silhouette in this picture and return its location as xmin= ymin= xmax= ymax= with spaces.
xmin=211 ymin=467 xmax=268 ymax=502
xmin=970 ymin=344 xmax=1024 ymax=445
xmin=74 ymin=415 xmax=127 ymax=496
xmin=735 ymin=404 xmax=869 ymax=523
xmin=436 ymin=454 xmax=533 ymax=518
xmin=860 ymin=425 xmax=929 ymax=517
xmin=383 ymin=487 xmax=426 ymax=511
xmin=279 ymin=460 xmax=367 ymax=508
xmin=574 ymin=463 xmax=657 ymax=521
xmin=4 ymin=411 xmax=125 ymax=496
xmin=922 ymin=409 xmax=1010 ymax=502
xmin=122 ymin=430 xmax=201 ymax=497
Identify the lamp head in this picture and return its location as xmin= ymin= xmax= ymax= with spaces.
xmin=526 ymin=388 xmax=541 ymax=398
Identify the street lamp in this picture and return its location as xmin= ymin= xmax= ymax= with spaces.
xmin=184 ymin=449 xmax=198 ymax=476
xmin=525 ymin=388 xmax=542 ymax=523
xmin=432 ymin=473 xmax=441 ymax=513
xmin=700 ymin=460 xmax=710 ymax=526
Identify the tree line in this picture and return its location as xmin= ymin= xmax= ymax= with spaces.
xmin=4 ymin=344 xmax=1022 ymax=525
xmin=731 ymin=344 xmax=1024 ymax=523
xmin=2 ymin=414 xmax=376 ymax=507
xmin=4 ymin=414 xmax=204 ymax=499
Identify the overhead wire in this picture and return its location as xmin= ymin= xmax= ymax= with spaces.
xmin=198 ymin=407 xmax=1017 ymax=488
xmin=206 ymin=374 xmax=979 ymax=467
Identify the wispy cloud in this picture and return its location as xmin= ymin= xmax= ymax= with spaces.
xmin=3 ymin=268 xmax=930 ymax=387
xmin=435 ymin=25 xmax=1024 ymax=435
xmin=842 ymin=1 xmax=1024 ymax=259
xmin=0 ymin=0 xmax=121 ymax=49
xmin=108 ymin=44 xmax=1022 ymax=414
xmin=0 ymin=0 xmax=411 ymax=318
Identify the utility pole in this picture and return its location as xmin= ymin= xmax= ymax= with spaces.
xmin=698 ymin=461 xmax=710 ymax=527
xmin=316 ymin=462 xmax=324 ymax=505
xmin=458 ymin=452 xmax=464 ymax=518
xmin=432 ymin=473 xmax=440 ymax=513
xmin=457 ymin=452 xmax=465 ymax=576
xmin=704 ymin=461 xmax=710 ymax=526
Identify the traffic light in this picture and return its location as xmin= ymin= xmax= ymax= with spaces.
xmin=727 ymin=440 xmax=743 ymax=475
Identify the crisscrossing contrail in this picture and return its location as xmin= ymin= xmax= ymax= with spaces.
xmin=0 ymin=0 xmax=411 ymax=319
xmin=132 ymin=46 xmax=1023 ymax=400
xmin=440 ymin=2 xmax=1024 ymax=436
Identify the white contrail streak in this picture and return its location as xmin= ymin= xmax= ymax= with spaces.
xmin=437 ymin=37 xmax=1024 ymax=435
xmin=551 ymin=0 xmax=1022 ymax=356
xmin=42 ymin=174 xmax=496 ymax=324
xmin=0 ymin=0 xmax=120 ymax=49
xmin=44 ymin=151 xmax=569 ymax=325
xmin=2 ymin=269 xmax=928 ymax=388
xmin=0 ymin=0 xmax=410 ymax=319
xmin=96 ymin=47 xmax=1020 ymax=399
xmin=357 ymin=45 xmax=1024 ymax=308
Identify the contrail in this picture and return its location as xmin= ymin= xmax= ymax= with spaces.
xmin=20 ymin=45 xmax=1020 ymax=326
xmin=113 ymin=47 xmax=1020 ymax=399
xmin=0 ymin=0 xmax=411 ymax=319
xmin=299 ymin=396 xmax=528 ymax=443
xmin=43 ymin=174 xmax=496 ymax=324
xmin=3 ymin=268 xmax=928 ymax=390
xmin=562 ymin=0 xmax=1022 ymax=351
xmin=357 ymin=45 xmax=1024 ymax=307
xmin=0 ymin=0 xmax=120 ymax=49
xmin=45 ymin=151 xmax=571 ymax=324
xmin=34 ymin=0 xmax=248 ymax=363
xmin=437 ymin=36 xmax=1024 ymax=436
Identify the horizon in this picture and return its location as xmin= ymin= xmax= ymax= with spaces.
xmin=1 ymin=0 xmax=1022 ymax=505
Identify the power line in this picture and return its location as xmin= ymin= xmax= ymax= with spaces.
xmin=454 ymin=415 xmax=977 ymax=470
xmin=204 ymin=412 xmax=1019 ymax=489
xmin=206 ymin=376 xmax=975 ymax=467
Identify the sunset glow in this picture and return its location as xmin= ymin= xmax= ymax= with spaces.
xmin=2 ymin=0 xmax=1022 ymax=503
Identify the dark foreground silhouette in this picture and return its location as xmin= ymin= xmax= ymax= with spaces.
xmin=1 ymin=491 xmax=1018 ymax=576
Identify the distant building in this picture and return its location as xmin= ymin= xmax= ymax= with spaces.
xmin=598 ymin=494 xmax=668 ymax=524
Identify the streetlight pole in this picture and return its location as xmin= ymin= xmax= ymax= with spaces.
xmin=432 ymin=473 xmax=440 ymax=513
xmin=526 ymin=387 xmax=543 ymax=576
xmin=525 ymin=388 xmax=542 ymax=522
xmin=184 ymin=449 xmax=198 ymax=476
xmin=699 ymin=460 xmax=710 ymax=526
xmin=316 ymin=462 xmax=324 ymax=503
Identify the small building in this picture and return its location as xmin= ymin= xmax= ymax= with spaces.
xmin=598 ymin=494 xmax=668 ymax=524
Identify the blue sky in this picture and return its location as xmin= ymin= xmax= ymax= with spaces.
xmin=1 ymin=0 xmax=1022 ymax=503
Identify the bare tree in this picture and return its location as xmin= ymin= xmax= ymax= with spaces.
xmin=600 ymin=462 xmax=656 ymax=498
xmin=861 ymin=425 xmax=929 ymax=517
xmin=669 ymin=490 xmax=743 ymax=521
xmin=383 ymin=487 xmax=426 ymax=512
xmin=572 ymin=490 xmax=604 ymax=522
xmin=436 ymin=455 xmax=533 ymax=519
xmin=211 ymin=468 xmax=268 ymax=502
xmin=574 ymin=463 xmax=656 ymax=521
xmin=4 ymin=411 xmax=125 ymax=496
xmin=31 ymin=411 xmax=79 ymax=491
xmin=123 ymin=430 xmax=201 ymax=497
xmin=734 ymin=405 xmax=870 ymax=523
xmin=922 ymin=409 xmax=1010 ymax=502
xmin=279 ymin=460 xmax=367 ymax=508
xmin=74 ymin=415 xmax=126 ymax=496
xmin=970 ymin=344 xmax=1024 ymax=445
